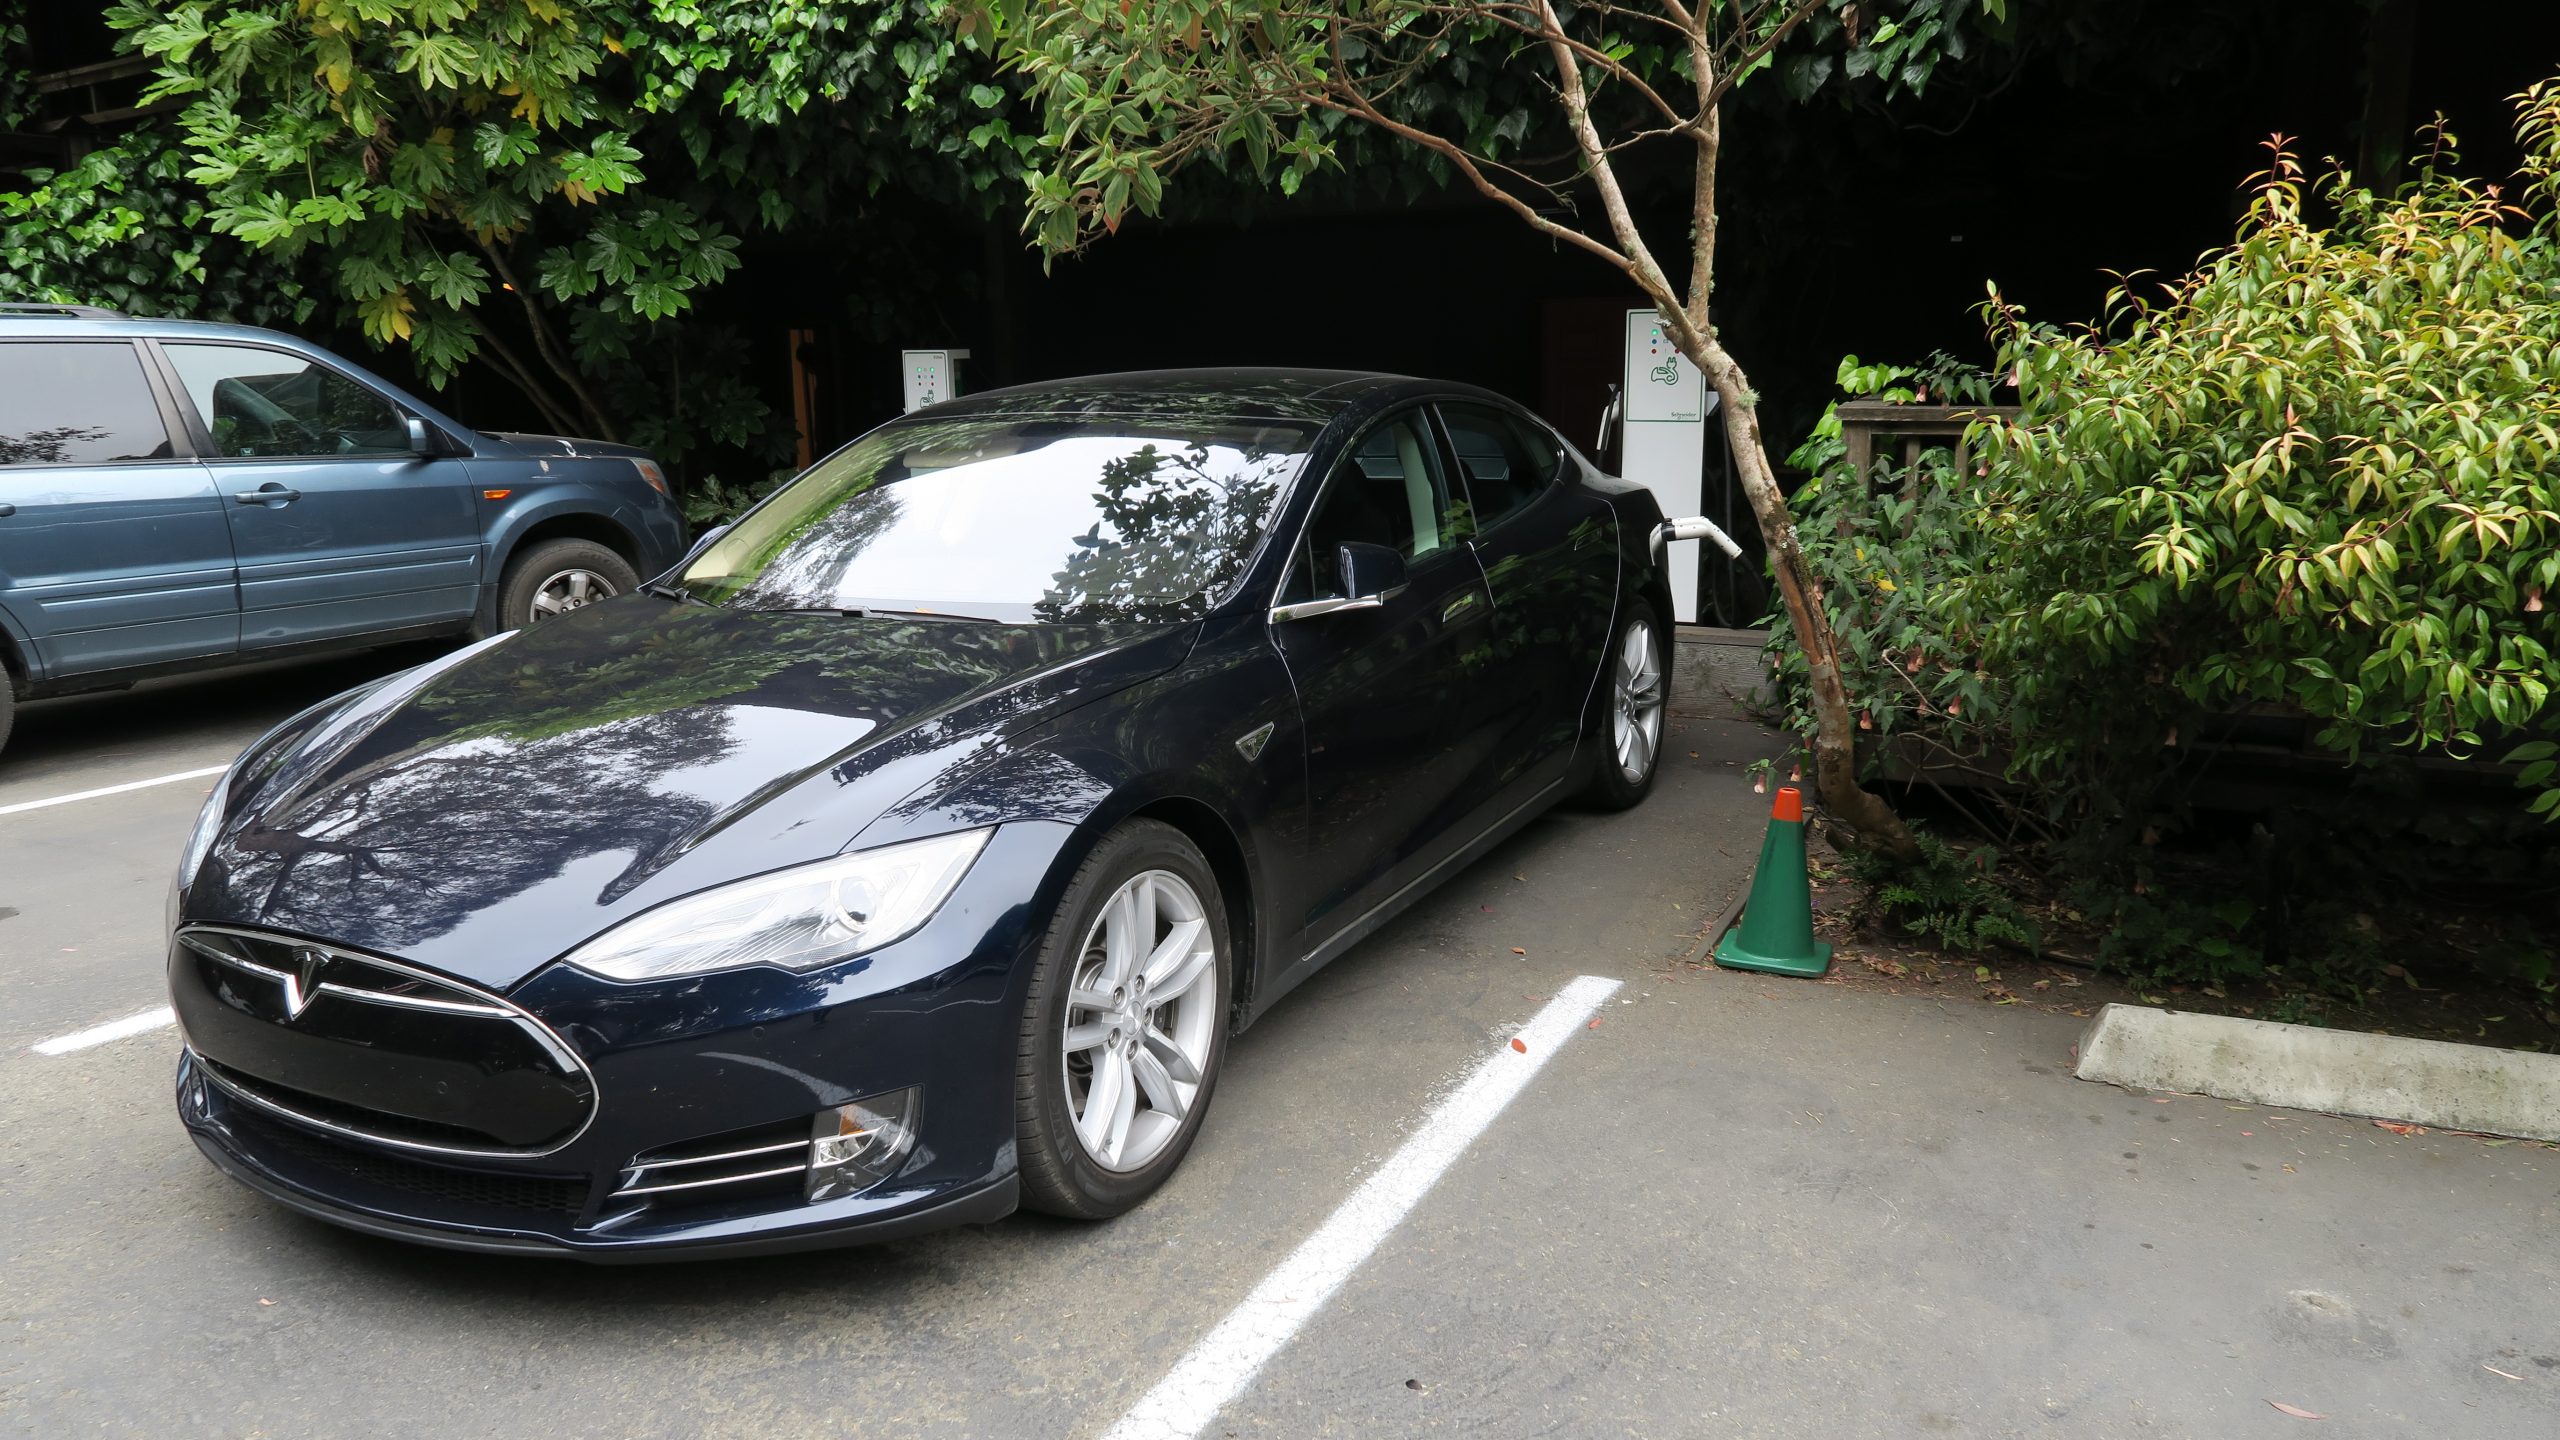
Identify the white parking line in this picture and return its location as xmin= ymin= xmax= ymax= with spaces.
xmin=1100 ymin=973 xmax=1623 ymax=1440
xmin=31 ymin=1007 xmax=176 ymax=1056
xmin=0 ymin=765 xmax=227 ymax=817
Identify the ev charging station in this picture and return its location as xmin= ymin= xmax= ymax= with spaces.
xmin=1617 ymin=309 xmax=1724 ymax=624
xmin=901 ymin=348 xmax=969 ymax=413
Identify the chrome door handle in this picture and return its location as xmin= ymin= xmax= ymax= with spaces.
xmin=234 ymin=486 xmax=301 ymax=506
xmin=0 ymin=503 xmax=15 ymax=518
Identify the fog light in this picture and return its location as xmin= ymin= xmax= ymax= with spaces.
xmin=806 ymin=1088 xmax=921 ymax=1202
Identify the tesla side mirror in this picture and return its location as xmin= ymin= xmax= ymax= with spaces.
xmin=677 ymin=523 xmax=731 ymax=571
xmin=1653 ymin=515 xmax=1744 ymax=560
xmin=404 ymin=414 xmax=433 ymax=457
xmin=1338 ymin=541 xmax=1407 ymax=603
xmin=1268 ymin=540 xmax=1410 ymax=624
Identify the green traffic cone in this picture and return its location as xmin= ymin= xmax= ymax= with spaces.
xmin=1714 ymin=784 xmax=1833 ymax=977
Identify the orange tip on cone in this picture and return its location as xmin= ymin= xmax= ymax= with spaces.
xmin=1772 ymin=785 xmax=1804 ymax=823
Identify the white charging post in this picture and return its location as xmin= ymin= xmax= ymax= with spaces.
xmin=1619 ymin=309 xmax=1717 ymax=623
xmin=901 ymin=348 xmax=969 ymax=413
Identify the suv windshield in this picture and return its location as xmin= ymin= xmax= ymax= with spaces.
xmin=681 ymin=415 xmax=1314 ymax=623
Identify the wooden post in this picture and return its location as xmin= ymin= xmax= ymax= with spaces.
xmin=787 ymin=328 xmax=816 ymax=471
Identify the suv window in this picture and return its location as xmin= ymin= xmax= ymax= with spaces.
xmin=0 ymin=342 xmax=174 ymax=466
xmin=1284 ymin=410 xmax=1466 ymax=601
xmin=165 ymin=343 xmax=409 ymax=459
xmin=1441 ymin=403 xmax=1561 ymax=531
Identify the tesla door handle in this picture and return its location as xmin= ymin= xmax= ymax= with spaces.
xmin=234 ymin=486 xmax=301 ymax=505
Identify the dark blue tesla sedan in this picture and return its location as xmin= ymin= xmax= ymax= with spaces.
xmin=166 ymin=370 xmax=1687 ymax=1260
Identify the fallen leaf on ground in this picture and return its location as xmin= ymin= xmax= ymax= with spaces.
xmin=2266 ymin=1401 xmax=2326 ymax=1420
xmin=258 ymin=1298 xmax=275 ymax=1307
xmin=1508 ymin=1038 xmax=1527 ymax=1053
xmin=1587 ymin=1019 xmax=1602 ymax=1030
xmin=2483 ymin=1364 xmax=2523 ymax=1381
xmin=1510 ymin=947 xmax=1527 ymax=956
xmin=2373 ymin=1120 xmax=2427 ymax=1136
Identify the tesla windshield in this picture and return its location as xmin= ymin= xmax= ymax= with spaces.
xmin=679 ymin=415 xmax=1317 ymax=623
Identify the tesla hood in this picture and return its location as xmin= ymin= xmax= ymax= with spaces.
xmin=188 ymin=600 xmax=1187 ymax=987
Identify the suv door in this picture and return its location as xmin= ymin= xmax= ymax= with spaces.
xmin=157 ymin=341 xmax=480 ymax=647
xmin=1439 ymin=402 xmax=1618 ymax=806
xmin=1269 ymin=407 xmax=1498 ymax=952
xmin=0 ymin=339 xmax=238 ymax=676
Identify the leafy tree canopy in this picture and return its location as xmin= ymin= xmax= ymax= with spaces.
xmin=18 ymin=1 xmax=1035 ymax=481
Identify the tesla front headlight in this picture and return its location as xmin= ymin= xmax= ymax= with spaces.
xmin=564 ymin=828 xmax=993 ymax=982
xmin=177 ymin=768 xmax=236 ymax=891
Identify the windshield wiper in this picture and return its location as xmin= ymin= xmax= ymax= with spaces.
xmin=752 ymin=604 xmax=1002 ymax=624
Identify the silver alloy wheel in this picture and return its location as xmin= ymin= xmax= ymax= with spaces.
xmin=1061 ymin=868 xmax=1218 ymax=1172
xmin=1612 ymin=618 xmax=1664 ymax=782
xmin=528 ymin=568 xmax=617 ymax=622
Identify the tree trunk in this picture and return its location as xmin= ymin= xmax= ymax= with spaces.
xmin=1696 ymin=338 xmax=1920 ymax=860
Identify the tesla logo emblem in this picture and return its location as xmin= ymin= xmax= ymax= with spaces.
xmin=1235 ymin=722 xmax=1275 ymax=762
xmin=277 ymin=947 xmax=329 ymax=1020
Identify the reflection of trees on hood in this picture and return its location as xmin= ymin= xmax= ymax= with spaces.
xmin=218 ymin=604 xmax=1149 ymax=949
xmin=1036 ymin=440 xmax=1293 ymax=622
xmin=225 ymin=707 xmax=738 ymax=952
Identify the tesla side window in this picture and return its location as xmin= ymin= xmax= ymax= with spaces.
xmin=1285 ymin=410 xmax=1465 ymax=602
xmin=163 ymin=344 xmax=410 ymax=459
xmin=1441 ymin=404 xmax=1561 ymax=532
xmin=0 ymin=343 xmax=173 ymax=466
xmin=680 ymin=415 xmax=1316 ymax=623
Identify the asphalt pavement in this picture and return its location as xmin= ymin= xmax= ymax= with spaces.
xmin=3 ymin=647 xmax=2555 ymax=1438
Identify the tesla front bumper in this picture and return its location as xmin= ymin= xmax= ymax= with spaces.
xmin=172 ymin=821 xmax=1082 ymax=1261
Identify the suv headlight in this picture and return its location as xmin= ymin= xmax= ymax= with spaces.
xmin=564 ymin=828 xmax=993 ymax=982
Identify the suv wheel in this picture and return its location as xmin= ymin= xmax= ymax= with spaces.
xmin=498 ymin=539 xmax=638 ymax=631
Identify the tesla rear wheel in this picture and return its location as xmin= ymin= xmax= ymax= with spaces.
xmin=497 ymin=539 xmax=637 ymax=631
xmin=1016 ymin=819 xmax=1230 ymax=1219
xmin=1581 ymin=601 xmax=1666 ymax=811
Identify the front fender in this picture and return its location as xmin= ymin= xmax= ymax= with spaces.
xmin=850 ymin=613 xmax=1302 ymax=1014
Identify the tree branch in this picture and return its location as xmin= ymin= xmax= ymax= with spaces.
xmin=470 ymin=235 xmax=620 ymax=441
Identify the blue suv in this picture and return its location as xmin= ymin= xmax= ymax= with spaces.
xmin=0 ymin=305 xmax=688 ymax=757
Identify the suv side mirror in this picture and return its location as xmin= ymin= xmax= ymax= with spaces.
xmin=404 ymin=415 xmax=433 ymax=457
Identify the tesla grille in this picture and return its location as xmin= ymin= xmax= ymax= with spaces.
xmin=170 ymin=925 xmax=596 ymax=1154
xmin=230 ymin=1105 xmax=590 ymax=1219
xmin=609 ymin=1119 xmax=810 ymax=1212
xmin=202 ymin=1058 xmax=504 ymax=1151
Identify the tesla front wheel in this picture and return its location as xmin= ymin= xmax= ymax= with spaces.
xmin=1582 ymin=600 xmax=1667 ymax=811
xmin=1015 ymin=819 xmax=1230 ymax=1219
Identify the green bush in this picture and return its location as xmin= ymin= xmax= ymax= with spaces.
xmin=1971 ymin=108 xmax=2560 ymax=827
xmin=1772 ymin=87 xmax=2560 ymax=991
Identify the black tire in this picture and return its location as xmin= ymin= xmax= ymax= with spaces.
xmin=1579 ymin=598 xmax=1668 ymax=811
xmin=1015 ymin=818 xmax=1232 ymax=1219
xmin=496 ymin=538 xmax=638 ymax=632
xmin=0 ymin=677 xmax=13 ymax=760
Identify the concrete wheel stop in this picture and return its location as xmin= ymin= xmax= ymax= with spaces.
xmin=2074 ymin=1003 xmax=2560 ymax=1143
